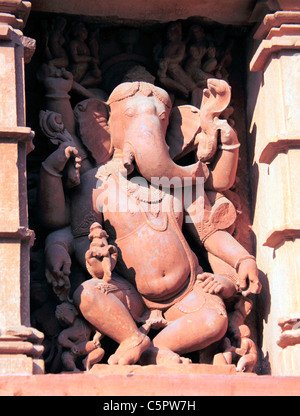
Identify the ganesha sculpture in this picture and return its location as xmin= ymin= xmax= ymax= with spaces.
xmin=38 ymin=71 xmax=261 ymax=368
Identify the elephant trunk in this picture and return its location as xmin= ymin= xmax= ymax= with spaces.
xmin=123 ymin=118 xmax=207 ymax=187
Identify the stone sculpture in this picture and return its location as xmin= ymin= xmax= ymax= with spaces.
xmin=184 ymin=25 xmax=216 ymax=88
xmin=69 ymin=22 xmax=102 ymax=88
xmin=277 ymin=313 xmax=300 ymax=348
xmin=155 ymin=21 xmax=202 ymax=107
xmin=37 ymin=66 xmax=261 ymax=369
xmin=184 ymin=24 xmax=233 ymax=86
xmin=45 ymin=16 xmax=69 ymax=69
xmin=55 ymin=301 xmax=104 ymax=372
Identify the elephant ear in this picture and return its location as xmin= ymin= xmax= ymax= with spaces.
xmin=166 ymin=105 xmax=200 ymax=161
xmin=74 ymin=98 xmax=113 ymax=165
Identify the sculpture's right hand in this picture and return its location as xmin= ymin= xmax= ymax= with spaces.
xmin=38 ymin=64 xmax=74 ymax=94
xmin=42 ymin=143 xmax=81 ymax=176
xmin=45 ymin=244 xmax=72 ymax=300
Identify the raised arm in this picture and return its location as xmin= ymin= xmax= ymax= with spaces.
xmin=204 ymin=119 xmax=239 ymax=191
xmin=39 ymin=144 xmax=80 ymax=228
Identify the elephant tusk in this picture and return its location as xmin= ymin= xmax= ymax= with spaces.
xmin=122 ymin=141 xmax=135 ymax=174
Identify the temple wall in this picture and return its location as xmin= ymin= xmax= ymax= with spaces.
xmin=247 ymin=10 xmax=300 ymax=375
xmin=0 ymin=0 xmax=299 ymax=394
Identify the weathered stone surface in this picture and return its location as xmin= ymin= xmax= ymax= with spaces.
xmin=0 ymin=0 xmax=299 ymax=387
xmin=247 ymin=9 xmax=300 ymax=376
xmin=0 ymin=1 xmax=39 ymax=375
xmin=90 ymin=363 xmax=238 ymax=376
xmin=30 ymin=0 xmax=256 ymax=25
xmin=1 ymin=371 xmax=300 ymax=396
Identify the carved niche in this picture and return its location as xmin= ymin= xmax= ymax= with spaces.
xmin=23 ymin=13 xmax=258 ymax=373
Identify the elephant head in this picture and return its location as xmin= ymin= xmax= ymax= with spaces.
xmin=105 ymin=81 xmax=207 ymax=186
xmin=74 ymin=80 xmax=231 ymax=186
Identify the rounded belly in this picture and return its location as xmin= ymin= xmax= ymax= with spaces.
xmin=116 ymin=223 xmax=191 ymax=301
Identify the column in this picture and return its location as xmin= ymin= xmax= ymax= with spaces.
xmin=247 ymin=2 xmax=300 ymax=375
xmin=0 ymin=1 xmax=44 ymax=374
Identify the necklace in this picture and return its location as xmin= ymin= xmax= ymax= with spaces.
xmin=96 ymin=159 xmax=169 ymax=231
xmin=97 ymin=160 xmax=165 ymax=204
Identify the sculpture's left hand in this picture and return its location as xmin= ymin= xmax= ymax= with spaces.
xmin=197 ymin=272 xmax=236 ymax=299
xmin=237 ymin=259 xmax=262 ymax=297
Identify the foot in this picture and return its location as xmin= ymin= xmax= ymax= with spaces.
xmin=108 ymin=333 xmax=151 ymax=365
xmin=140 ymin=345 xmax=191 ymax=365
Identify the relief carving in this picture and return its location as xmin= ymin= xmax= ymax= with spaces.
xmin=277 ymin=313 xmax=300 ymax=348
xmin=24 ymin=15 xmax=259 ymax=373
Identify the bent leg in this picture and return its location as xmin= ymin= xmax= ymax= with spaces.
xmin=141 ymin=288 xmax=228 ymax=365
xmin=73 ymin=278 xmax=150 ymax=365
xmin=155 ymin=308 xmax=227 ymax=352
xmin=61 ymin=351 xmax=80 ymax=372
xmin=83 ymin=347 xmax=105 ymax=370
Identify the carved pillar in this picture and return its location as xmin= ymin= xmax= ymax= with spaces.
xmin=0 ymin=1 xmax=44 ymax=374
xmin=247 ymin=2 xmax=300 ymax=375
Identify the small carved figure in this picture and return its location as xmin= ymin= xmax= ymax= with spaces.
xmin=55 ymin=301 xmax=104 ymax=372
xmin=185 ymin=25 xmax=232 ymax=86
xmin=85 ymin=222 xmax=118 ymax=282
xmin=46 ymin=16 xmax=69 ymax=69
xmin=69 ymin=22 xmax=102 ymax=88
xmin=215 ymin=296 xmax=258 ymax=372
xmin=156 ymin=22 xmax=202 ymax=107
xmin=227 ymin=296 xmax=253 ymax=338
xmin=184 ymin=25 xmax=213 ymax=89
xmin=233 ymin=324 xmax=258 ymax=373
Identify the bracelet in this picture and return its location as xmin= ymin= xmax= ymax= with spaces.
xmin=234 ymin=255 xmax=256 ymax=272
xmin=45 ymin=241 xmax=69 ymax=254
xmin=218 ymin=143 xmax=240 ymax=150
xmin=41 ymin=161 xmax=62 ymax=178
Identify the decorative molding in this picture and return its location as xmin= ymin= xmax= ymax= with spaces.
xmin=0 ymin=1 xmax=31 ymax=29
xmin=266 ymin=23 xmax=300 ymax=38
xmin=250 ymin=35 xmax=300 ymax=71
xmin=0 ymin=24 xmax=14 ymax=41
xmin=0 ymin=126 xmax=34 ymax=142
xmin=277 ymin=0 xmax=300 ymax=11
xmin=258 ymin=135 xmax=300 ymax=164
xmin=263 ymin=223 xmax=300 ymax=248
xmin=253 ymin=11 xmax=300 ymax=39
xmin=0 ymin=227 xmax=35 ymax=246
